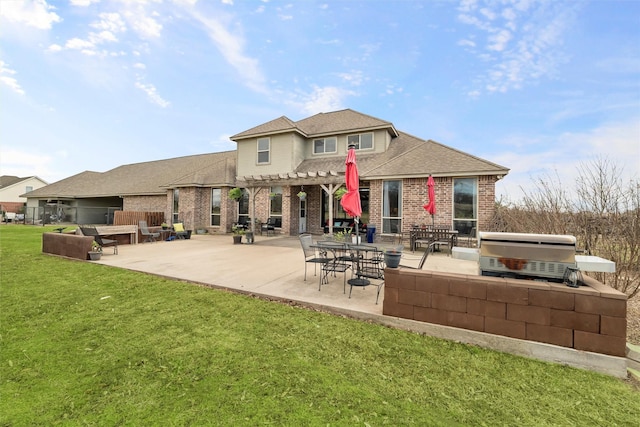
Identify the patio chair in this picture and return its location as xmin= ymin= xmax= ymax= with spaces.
xmin=172 ymin=222 xmax=189 ymax=239
xmin=79 ymin=225 xmax=118 ymax=254
xmin=261 ymin=217 xmax=277 ymax=236
xmin=299 ymin=234 xmax=330 ymax=281
xmin=399 ymin=242 xmax=435 ymax=269
xmin=139 ymin=220 xmax=160 ymax=243
xmin=348 ymin=246 xmax=385 ymax=304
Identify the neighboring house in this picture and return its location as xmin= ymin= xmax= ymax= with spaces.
xmin=24 ymin=109 xmax=509 ymax=235
xmin=0 ymin=175 xmax=48 ymax=219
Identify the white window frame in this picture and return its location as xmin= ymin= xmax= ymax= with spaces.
xmin=257 ymin=137 xmax=270 ymax=164
xmin=210 ymin=188 xmax=221 ymax=226
xmin=382 ymin=180 xmax=402 ymax=234
xmin=347 ymin=132 xmax=374 ymax=150
xmin=313 ymin=137 xmax=337 ymax=154
xmin=452 ymin=177 xmax=478 ymax=235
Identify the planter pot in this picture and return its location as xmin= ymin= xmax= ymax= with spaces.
xmin=88 ymin=251 xmax=102 ymax=261
xmin=351 ymin=235 xmax=361 ymax=244
xmin=185 ymin=230 xmax=192 ymax=240
xmin=384 ymin=252 xmax=402 ymax=268
xmin=233 ymin=235 xmax=243 ymax=244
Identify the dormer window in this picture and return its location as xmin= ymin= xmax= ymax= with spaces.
xmin=313 ymin=137 xmax=337 ymax=154
xmin=347 ymin=132 xmax=373 ymax=150
xmin=257 ymin=137 xmax=270 ymax=164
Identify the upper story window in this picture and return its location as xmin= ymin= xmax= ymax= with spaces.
xmin=347 ymin=133 xmax=373 ymax=150
xmin=25 ymin=186 xmax=33 ymax=193
xmin=313 ymin=137 xmax=337 ymax=154
xmin=257 ymin=137 xmax=270 ymax=164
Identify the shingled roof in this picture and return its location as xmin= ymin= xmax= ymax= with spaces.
xmin=29 ymin=109 xmax=509 ymax=199
xmin=26 ymin=151 xmax=237 ymax=199
xmin=271 ymin=131 xmax=508 ymax=182
xmin=231 ymin=109 xmax=399 ymax=140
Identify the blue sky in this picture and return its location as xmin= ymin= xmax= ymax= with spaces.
xmin=1 ymin=0 xmax=638 ymax=201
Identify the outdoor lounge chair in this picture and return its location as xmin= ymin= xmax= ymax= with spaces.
xmin=79 ymin=225 xmax=118 ymax=254
xmin=139 ymin=220 xmax=160 ymax=243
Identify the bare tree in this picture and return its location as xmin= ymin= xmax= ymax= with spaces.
xmin=492 ymin=157 xmax=639 ymax=298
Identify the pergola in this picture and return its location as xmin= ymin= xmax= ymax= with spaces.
xmin=235 ymin=170 xmax=346 ymax=235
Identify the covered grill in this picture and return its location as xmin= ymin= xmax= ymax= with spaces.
xmin=478 ymin=232 xmax=577 ymax=282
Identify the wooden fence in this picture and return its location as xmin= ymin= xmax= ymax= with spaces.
xmin=113 ymin=211 xmax=165 ymax=242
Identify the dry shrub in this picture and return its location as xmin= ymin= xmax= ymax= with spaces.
xmin=492 ymin=158 xmax=639 ymax=298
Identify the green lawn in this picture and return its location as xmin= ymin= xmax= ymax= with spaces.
xmin=1 ymin=225 xmax=638 ymax=426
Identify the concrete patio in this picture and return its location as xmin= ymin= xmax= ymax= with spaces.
xmin=94 ymin=233 xmax=478 ymax=316
xmin=92 ymin=233 xmax=628 ymax=378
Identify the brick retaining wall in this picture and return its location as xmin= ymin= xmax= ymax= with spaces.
xmin=383 ymin=268 xmax=627 ymax=357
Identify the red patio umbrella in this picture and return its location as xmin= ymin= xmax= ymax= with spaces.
xmin=341 ymin=145 xmax=362 ymax=239
xmin=423 ymin=175 xmax=436 ymax=225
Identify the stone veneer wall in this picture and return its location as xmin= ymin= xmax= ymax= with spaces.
xmin=383 ymin=268 xmax=627 ymax=357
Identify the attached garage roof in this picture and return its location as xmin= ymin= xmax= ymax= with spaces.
xmin=26 ymin=151 xmax=236 ymax=199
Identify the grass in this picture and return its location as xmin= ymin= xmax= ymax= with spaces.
xmin=1 ymin=225 xmax=639 ymax=426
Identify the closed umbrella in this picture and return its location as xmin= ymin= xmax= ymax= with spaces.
xmin=341 ymin=144 xmax=362 ymax=241
xmin=423 ymin=175 xmax=436 ymax=226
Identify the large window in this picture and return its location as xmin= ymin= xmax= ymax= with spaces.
xmin=382 ymin=180 xmax=402 ymax=233
xmin=257 ymin=137 xmax=270 ymax=164
xmin=270 ymin=186 xmax=282 ymax=220
xmin=238 ymin=189 xmax=249 ymax=222
xmin=313 ymin=137 xmax=337 ymax=154
xmin=347 ymin=133 xmax=373 ymax=150
xmin=210 ymin=188 xmax=221 ymax=226
xmin=321 ymin=185 xmax=369 ymax=226
xmin=172 ymin=189 xmax=179 ymax=223
xmin=453 ymin=178 xmax=477 ymax=235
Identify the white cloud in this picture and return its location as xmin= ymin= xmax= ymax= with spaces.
xmin=65 ymin=37 xmax=95 ymax=50
xmin=135 ymin=79 xmax=170 ymax=108
xmin=457 ymin=0 xmax=576 ymax=96
xmin=0 ymin=0 xmax=61 ymax=30
xmin=53 ymin=12 xmax=125 ymax=56
xmin=487 ymin=29 xmax=511 ymax=52
xmin=124 ymin=10 xmax=162 ymax=39
xmin=492 ymin=118 xmax=640 ymax=201
xmin=0 ymin=61 xmax=26 ymax=95
xmin=458 ymin=39 xmax=476 ymax=48
xmin=189 ymin=10 xmax=268 ymax=94
xmin=300 ymin=86 xmax=353 ymax=115
xmin=335 ymin=70 xmax=364 ymax=86
xmin=0 ymin=147 xmax=54 ymax=180
xmin=70 ymin=0 xmax=100 ymax=6
xmin=90 ymin=12 xmax=126 ymax=34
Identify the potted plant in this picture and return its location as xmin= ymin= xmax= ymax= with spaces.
xmin=161 ymin=222 xmax=169 ymax=230
xmin=228 ymin=187 xmax=243 ymax=201
xmin=334 ymin=187 xmax=347 ymax=200
xmin=231 ymin=224 xmax=245 ymax=244
xmin=383 ymin=246 xmax=403 ymax=268
xmin=88 ymin=241 xmax=102 ymax=261
xmin=297 ymin=190 xmax=307 ymax=200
